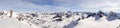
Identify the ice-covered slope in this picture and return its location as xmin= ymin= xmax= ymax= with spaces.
xmin=0 ymin=11 xmax=120 ymax=28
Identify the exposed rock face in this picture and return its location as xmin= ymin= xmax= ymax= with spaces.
xmin=53 ymin=13 xmax=63 ymax=19
xmin=30 ymin=13 xmax=38 ymax=17
xmin=65 ymin=13 xmax=72 ymax=18
xmin=52 ymin=18 xmax=63 ymax=22
xmin=63 ymin=18 xmax=80 ymax=28
xmin=0 ymin=12 xmax=4 ymax=16
xmin=95 ymin=10 xmax=105 ymax=20
xmin=107 ymin=11 xmax=118 ymax=21
xmin=85 ymin=13 xmax=93 ymax=18
xmin=116 ymin=25 xmax=120 ymax=28
xmin=9 ymin=10 xmax=13 ymax=17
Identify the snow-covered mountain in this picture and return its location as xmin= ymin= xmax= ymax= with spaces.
xmin=0 ymin=10 xmax=120 ymax=28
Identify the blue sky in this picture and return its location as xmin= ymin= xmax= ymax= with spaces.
xmin=0 ymin=0 xmax=120 ymax=12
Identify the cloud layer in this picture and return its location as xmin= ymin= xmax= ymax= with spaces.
xmin=0 ymin=0 xmax=120 ymax=12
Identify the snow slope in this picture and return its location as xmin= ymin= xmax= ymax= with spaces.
xmin=0 ymin=11 xmax=119 ymax=28
xmin=0 ymin=16 xmax=32 ymax=28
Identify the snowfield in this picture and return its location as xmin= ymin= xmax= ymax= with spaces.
xmin=0 ymin=11 xmax=120 ymax=28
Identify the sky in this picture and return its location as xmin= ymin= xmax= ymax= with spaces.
xmin=0 ymin=0 xmax=120 ymax=12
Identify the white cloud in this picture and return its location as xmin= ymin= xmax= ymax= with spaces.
xmin=0 ymin=0 xmax=120 ymax=12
